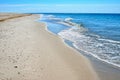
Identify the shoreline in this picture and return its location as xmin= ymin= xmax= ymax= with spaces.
xmin=63 ymin=34 xmax=120 ymax=80
xmin=39 ymin=14 xmax=100 ymax=80
xmin=41 ymin=14 xmax=120 ymax=80
xmin=0 ymin=13 xmax=99 ymax=80
xmin=41 ymin=14 xmax=120 ymax=69
xmin=90 ymin=55 xmax=120 ymax=80
xmin=73 ymin=42 xmax=120 ymax=69
xmin=41 ymin=13 xmax=120 ymax=69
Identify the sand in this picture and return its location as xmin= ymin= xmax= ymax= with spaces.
xmin=90 ymin=56 xmax=120 ymax=80
xmin=0 ymin=13 xmax=99 ymax=80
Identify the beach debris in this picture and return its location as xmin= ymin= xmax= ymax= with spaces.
xmin=18 ymin=72 xmax=20 ymax=74
xmin=14 ymin=66 xmax=18 ymax=68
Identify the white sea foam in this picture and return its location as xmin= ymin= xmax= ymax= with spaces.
xmin=41 ymin=14 xmax=63 ymax=22
xmin=73 ymin=42 xmax=120 ymax=68
xmin=98 ymin=38 xmax=120 ymax=44
xmin=58 ymin=26 xmax=120 ymax=68
xmin=65 ymin=17 xmax=73 ymax=21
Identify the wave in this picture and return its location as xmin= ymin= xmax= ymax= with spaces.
xmin=73 ymin=43 xmax=120 ymax=68
xmin=58 ymin=24 xmax=120 ymax=68
xmin=98 ymin=38 xmax=120 ymax=44
xmin=65 ymin=17 xmax=73 ymax=21
xmin=40 ymin=14 xmax=63 ymax=22
xmin=41 ymin=14 xmax=120 ymax=68
xmin=42 ymin=15 xmax=78 ymax=27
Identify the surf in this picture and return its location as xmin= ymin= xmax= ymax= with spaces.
xmin=40 ymin=13 xmax=120 ymax=68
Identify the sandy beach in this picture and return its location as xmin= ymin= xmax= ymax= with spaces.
xmin=0 ymin=13 xmax=99 ymax=80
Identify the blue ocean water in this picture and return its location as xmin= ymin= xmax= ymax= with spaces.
xmin=40 ymin=13 xmax=120 ymax=68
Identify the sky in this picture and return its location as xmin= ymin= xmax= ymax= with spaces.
xmin=0 ymin=0 xmax=120 ymax=13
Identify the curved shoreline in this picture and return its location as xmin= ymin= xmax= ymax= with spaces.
xmin=45 ymin=14 xmax=120 ymax=69
xmin=0 ymin=13 xmax=99 ymax=80
xmin=40 ymin=13 xmax=120 ymax=80
xmin=41 ymin=14 xmax=120 ymax=69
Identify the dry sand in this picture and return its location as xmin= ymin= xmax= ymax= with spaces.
xmin=0 ymin=13 xmax=99 ymax=80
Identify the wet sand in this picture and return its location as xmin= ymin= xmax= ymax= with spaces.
xmin=89 ymin=55 xmax=120 ymax=80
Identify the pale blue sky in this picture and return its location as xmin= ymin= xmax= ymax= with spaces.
xmin=0 ymin=0 xmax=120 ymax=13
xmin=0 ymin=0 xmax=120 ymax=4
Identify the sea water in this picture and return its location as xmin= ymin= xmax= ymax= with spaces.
xmin=40 ymin=13 xmax=120 ymax=68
